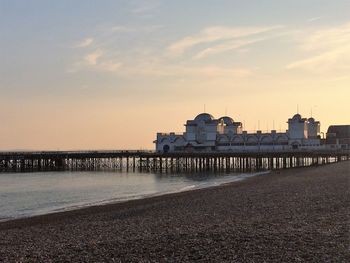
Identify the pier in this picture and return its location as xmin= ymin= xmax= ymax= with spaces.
xmin=0 ymin=150 xmax=349 ymax=173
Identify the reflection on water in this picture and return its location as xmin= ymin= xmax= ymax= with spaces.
xmin=0 ymin=170 xmax=264 ymax=221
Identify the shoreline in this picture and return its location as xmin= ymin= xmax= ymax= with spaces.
xmin=0 ymin=164 xmax=343 ymax=228
xmin=0 ymin=170 xmax=269 ymax=226
xmin=0 ymin=171 xmax=269 ymax=229
xmin=1 ymin=161 xmax=349 ymax=262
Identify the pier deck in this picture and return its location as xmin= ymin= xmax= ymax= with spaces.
xmin=0 ymin=150 xmax=349 ymax=172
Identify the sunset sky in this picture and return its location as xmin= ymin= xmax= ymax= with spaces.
xmin=1 ymin=0 xmax=349 ymax=150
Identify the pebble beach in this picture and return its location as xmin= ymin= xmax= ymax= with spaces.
xmin=0 ymin=161 xmax=349 ymax=262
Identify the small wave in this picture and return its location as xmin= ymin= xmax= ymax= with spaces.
xmin=179 ymin=185 xmax=196 ymax=191
xmin=0 ymin=216 xmax=14 ymax=223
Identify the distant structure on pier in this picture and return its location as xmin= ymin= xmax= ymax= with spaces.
xmin=155 ymin=113 xmax=349 ymax=153
xmin=326 ymin=125 xmax=350 ymax=146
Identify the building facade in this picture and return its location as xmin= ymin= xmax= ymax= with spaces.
xmin=326 ymin=125 xmax=350 ymax=149
xmin=155 ymin=113 xmax=326 ymax=153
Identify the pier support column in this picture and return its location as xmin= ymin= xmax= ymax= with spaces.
xmin=159 ymin=157 xmax=163 ymax=171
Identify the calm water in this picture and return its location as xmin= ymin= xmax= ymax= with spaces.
xmin=0 ymin=170 xmax=264 ymax=221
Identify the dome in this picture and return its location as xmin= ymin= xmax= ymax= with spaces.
xmin=292 ymin=113 xmax=302 ymax=120
xmin=194 ymin=113 xmax=214 ymax=123
xmin=218 ymin=116 xmax=234 ymax=125
xmin=308 ymin=117 xmax=315 ymax=122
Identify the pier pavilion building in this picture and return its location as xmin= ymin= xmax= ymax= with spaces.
xmin=326 ymin=125 xmax=350 ymax=149
xmin=155 ymin=113 xmax=323 ymax=153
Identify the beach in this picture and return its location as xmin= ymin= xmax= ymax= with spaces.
xmin=0 ymin=161 xmax=349 ymax=262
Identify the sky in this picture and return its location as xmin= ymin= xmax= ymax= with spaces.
xmin=0 ymin=0 xmax=349 ymax=150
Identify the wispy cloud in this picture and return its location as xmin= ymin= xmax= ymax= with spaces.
xmin=168 ymin=25 xmax=283 ymax=56
xmin=111 ymin=24 xmax=163 ymax=33
xmin=287 ymin=22 xmax=350 ymax=72
xmin=125 ymin=64 xmax=252 ymax=78
xmin=69 ymin=24 xmax=259 ymax=77
xmin=75 ymin=38 xmax=94 ymax=48
xmin=307 ymin=16 xmax=322 ymax=23
xmin=129 ymin=0 xmax=161 ymax=17
xmin=286 ymin=47 xmax=350 ymax=71
xmin=193 ymin=37 xmax=266 ymax=59
xmin=96 ymin=61 xmax=122 ymax=72
xmin=71 ymin=50 xmax=250 ymax=78
xmin=175 ymin=66 xmax=252 ymax=78
xmin=69 ymin=49 xmax=122 ymax=73
xmin=84 ymin=50 xmax=103 ymax=65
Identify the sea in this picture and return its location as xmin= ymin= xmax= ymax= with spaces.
xmin=0 ymin=170 xmax=266 ymax=222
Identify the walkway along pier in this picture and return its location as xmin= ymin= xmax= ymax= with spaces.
xmin=0 ymin=150 xmax=349 ymax=173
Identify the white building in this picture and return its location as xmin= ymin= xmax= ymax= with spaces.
xmin=155 ymin=113 xmax=322 ymax=153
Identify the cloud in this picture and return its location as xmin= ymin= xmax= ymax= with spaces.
xmin=193 ymin=37 xmax=266 ymax=59
xmin=71 ymin=51 xmax=251 ymax=77
xmin=68 ymin=49 xmax=122 ymax=73
xmin=69 ymin=24 xmax=258 ymax=77
xmin=84 ymin=50 xmax=103 ymax=65
xmin=76 ymin=38 xmax=94 ymax=48
xmin=130 ymin=0 xmax=160 ymax=15
xmin=299 ymin=23 xmax=350 ymax=51
xmin=120 ymin=63 xmax=252 ymax=79
xmin=177 ymin=66 xmax=252 ymax=78
xmin=97 ymin=61 xmax=122 ymax=72
xmin=286 ymin=47 xmax=350 ymax=71
xmin=111 ymin=24 xmax=163 ymax=33
xmin=168 ymin=25 xmax=283 ymax=56
xmin=286 ymin=22 xmax=350 ymax=72
xmin=307 ymin=16 xmax=322 ymax=23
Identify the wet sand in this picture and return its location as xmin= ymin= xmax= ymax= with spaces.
xmin=0 ymin=161 xmax=349 ymax=262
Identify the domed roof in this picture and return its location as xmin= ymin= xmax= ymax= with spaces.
xmin=218 ymin=116 xmax=234 ymax=125
xmin=292 ymin=113 xmax=302 ymax=120
xmin=194 ymin=113 xmax=214 ymax=122
xmin=308 ymin=117 xmax=315 ymax=122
